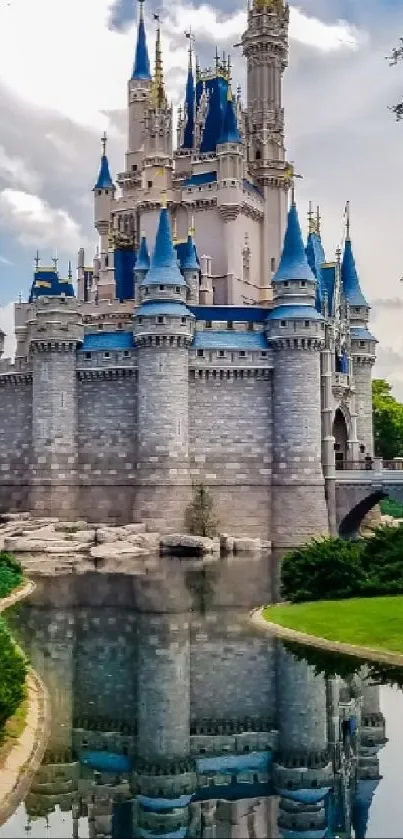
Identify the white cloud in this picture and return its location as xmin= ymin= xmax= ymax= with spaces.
xmin=0 ymin=188 xmax=85 ymax=251
xmin=0 ymin=0 xmax=364 ymax=130
xmin=0 ymin=301 xmax=15 ymax=360
xmin=0 ymin=145 xmax=41 ymax=192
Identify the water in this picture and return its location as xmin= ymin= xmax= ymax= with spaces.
xmin=0 ymin=554 xmax=403 ymax=838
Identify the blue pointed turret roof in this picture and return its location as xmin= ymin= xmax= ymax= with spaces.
xmin=94 ymin=152 xmax=114 ymax=190
xmin=306 ymin=227 xmax=326 ymax=313
xmin=182 ymin=55 xmax=195 ymax=150
xmin=131 ymin=1 xmax=151 ymax=81
xmin=218 ymin=90 xmax=241 ymax=144
xmin=136 ymin=235 xmax=150 ymax=271
xmin=273 ymin=203 xmax=316 ymax=284
xmin=145 ymin=207 xmax=186 ymax=286
xmin=182 ymin=232 xmax=199 ymax=272
xmin=341 ymin=237 xmax=368 ymax=307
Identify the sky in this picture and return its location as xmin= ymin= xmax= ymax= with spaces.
xmin=0 ymin=0 xmax=403 ymax=393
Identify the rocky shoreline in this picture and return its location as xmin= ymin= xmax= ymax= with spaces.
xmin=0 ymin=513 xmax=271 ymax=576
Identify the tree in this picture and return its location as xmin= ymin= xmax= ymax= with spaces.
xmin=185 ymin=483 xmax=218 ymax=537
xmin=372 ymin=379 xmax=403 ymax=460
xmin=388 ymin=39 xmax=403 ymax=120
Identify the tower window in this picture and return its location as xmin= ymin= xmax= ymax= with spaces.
xmin=104 ymin=352 xmax=110 ymax=359
xmin=360 ymin=341 xmax=366 ymax=348
xmin=147 ymin=180 xmax=152 ymax=189
xmin=219 ymin=350 xmax=225 ymax=357
xmin=239 ymin=351 xmax=246 ymax=357
xmin=248 ymin=322 xmax=254 ymax=332
xmin=305 ymin=321 xmax=310 ymax=327
xmin=255 ymin=149 xmax=262 ymax=161
xmin=280 ymin=320 xmax=287 ymax=327
xmin=123 ymin=351 xmax=129 ymax=357
xmin=181 ymin=317 xmax=186 ymax=324
xmin=261 ymin=351 xmax=267 ymax=358
xmin=283 ymin=281 xmax=289 ymax=287
xmin=98 ymin=323 xmax=104 ymax=330
xmin=105 ymin=255 xmax=109 ymax=267
xmin=97 ymin=190 xmax=102 ymax=196
xmin=227 ymin=321 xmax=233 ymax=330
xmin=175 ymin=287 xmax=181 ymax=294
xmin=85 ymin=352 xmax=91 ymax=360
xmin=206 ymin=321 xmax=212 ymax=329
xmin=159 ymin=285 xmax=164 ymax=291
xmin=138 ymin=317 xmax=143 ymax=324
xmin=301 ymin=281 xmax=306 ymax=287
xmin=132 ymin=164 xmax=137 ymax=171
xmin=157 ymin=316 xmax=164 ymax=324
xmin=197 ymin=349 xmax=204 ymax=357
xmin=271 ymin=257 xmax=276 ymax=273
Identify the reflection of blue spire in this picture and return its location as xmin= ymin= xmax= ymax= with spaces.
xmin=144 ymin=207 xmax=186 ymax=286
xmin=182 ymin=46 xmax=195 ymax=149
xmin=341 ymin=237 xmax=368 ymax=307
xmin=352 ymin=779 xmax=381 ymax=839
xmin=136 ymin=235 xmax=150 ymax=271
xmin=219 ymin=88 xmax=241 ymax=144
xmin=273 ymin=203 xmax=316 ymax=284
xmin=131 ymin=0 xmax=152 ymax=81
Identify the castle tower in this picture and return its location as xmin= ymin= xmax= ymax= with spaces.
xmin=274 ymin=644 xmax=333 ymax=839
xmin=182 ymin=227 xmax=200 ymax=304
xmin=93 ymin=133 xmax=116 ymax=302
xmin=28 ymin=293 xmax=83 ymax=518
xmin=341 ymin=208 xmax=376 ymax=457
xmin=134 ymin=234 xmax=150 ymax=300
xmin=133 ymin=204 xmax=195 ymax=530
xmin=241 ymin=0 xmax=290 ymax=298
xmin=216 ymin=86 xmax=244 ymax=293
xmin=142 ymin=16 xmax=173 ymax=199
xmin=126 ymin=0 xmax=152 ymax=177
xmin=267 ymin=202 xmax=329 ymax=551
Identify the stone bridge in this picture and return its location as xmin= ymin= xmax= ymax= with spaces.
xmin=335 ymin=462 xmax=403 ymax=538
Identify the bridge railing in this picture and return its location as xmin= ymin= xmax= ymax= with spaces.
xmin=336 ymin=460 xmax=375 ymax=472
xmin=382 ymin=458 xmax=403 ymax=471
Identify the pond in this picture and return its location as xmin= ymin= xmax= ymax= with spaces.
xmin=0 ymin=554 xmax=402 ymax=838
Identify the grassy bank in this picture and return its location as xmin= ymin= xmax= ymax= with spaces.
xmin=264 ymin=597 xmax=403 ymax=655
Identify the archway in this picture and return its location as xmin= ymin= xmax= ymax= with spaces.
xmin=333 ymin=409 xmax=348 ymax=470
xmin=339 ymin=490 xmax=387 ymax=539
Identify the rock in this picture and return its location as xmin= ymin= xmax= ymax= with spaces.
xmin=90 ymin=543 xmax=148 ymax=561
xmin=160 ymin=534 xmax=220 ymax=557
xmin=233 ymin=537 xmax=262 ymax=553
xmin=0 ymin=512 xmax=30 ymax=523
xmin=54 ymin=521 xmax=88 ymax=532
xmin=96 ymin=528 xmax=120 ymax=544
xmin=64 ymin=530 xmax=95 ymax=544
xmin=4 ymin=537 xmax=51 ymax=553
xmin=121 ymin=523 xmax=147 ymax=535
xmin=125 ymin=532 xmax=159 ymax=550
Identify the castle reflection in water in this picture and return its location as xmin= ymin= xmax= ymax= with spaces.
xmin=2 ymin=556 xmax=387 ymax=839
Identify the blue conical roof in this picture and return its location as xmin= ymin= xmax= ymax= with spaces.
xmin=182 ymin=233 xmax=199 ymax=271
xmin=145 ymin=208 xmax=186 ymax=286
xmin=341 ymin=238 xmax=368 ymax=307
xmin=218 ymin=93 xmax=241 ymax=144
xmin=306 ymin=230 xmax=326 ymax=312
xmin=182 ymin=60 xmax=195 ymax=150
xmin=94 ymin=154 xmax=114 ymax=190
xmin=136 ymin=235 xmax=150 ymax=271
xmin=273 ymin=204 xmax=316 ymax=284
xmin=131 ymin=4 xmax=151 ymax=81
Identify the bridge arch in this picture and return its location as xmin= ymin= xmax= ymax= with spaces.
xmin=333 ymin=408 xmax=349 ymax=468
xmin=338 ymin=490 xmax=387 ymax=539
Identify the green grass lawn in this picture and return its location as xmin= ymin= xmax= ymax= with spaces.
xmin=264 ymin=597 xmax=403 ymax=655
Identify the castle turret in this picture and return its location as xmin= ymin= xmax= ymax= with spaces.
xmin=28 ymin=290 xmax=83 ymax=518
xmin=341 ymin=208 xmax=376 ymax=456
xmin=134 ymin=234 xmax=150 ymax=300
xmin=182 ymin=228 xmax=199 ymax=305
xmin=93 ymin=133 xmax=116 ymax=302
xmin=133 ymin=204 xmax=195 ymax=530
xmin=241 ymin=0 xmax=290 ymax=299
xmin=267 ymin=202 xmax=329 ymax=552
xmin=126 ymin=0 xmax=152 ymax=176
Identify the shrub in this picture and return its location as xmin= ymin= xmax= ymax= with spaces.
xmin=361 ymin=523 xmax=403 ymax=595
xmin=281 ymin=538 xmax=366 ymax=603
xmin=0 ymin=552 xmax=23 ymax=599
xmin=0 ymin=619 xmax=26 ymax=737
xmin=380 ymin=498 xmax=403 ymax=519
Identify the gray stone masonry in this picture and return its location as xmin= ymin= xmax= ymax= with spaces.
xmin=0 ymin=377 xmax=31 ymax=512
xmin=276 ymin=643 xmax=328 ymax=755
xmin=272 ymin=349 xmax=329 ymax=549
xmin=353 ymin=360 xmax=374 ymax=457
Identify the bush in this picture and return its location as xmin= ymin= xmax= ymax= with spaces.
xmin=281 ymin=538 xmax=366 ymax=603
xmin=281 ymin=524 xmax=403 ymax=603
xmin=0 ymin=552 xmax=23 ymax=599
xmin=380 ymin=498 xmax=403 ymax=519
xmin=0 ymin=618 xmax=26 ymax=737
xmin=185 ymin=484 xmax=218 ymax=537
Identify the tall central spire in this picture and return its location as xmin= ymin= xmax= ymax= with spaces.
xmin=151 ymin=14 xmax=167 ymax=108
xmin=182 ymin=30 xmax=195 ymax=149
xmin=131 ymin=0 xmax=152 ymax=81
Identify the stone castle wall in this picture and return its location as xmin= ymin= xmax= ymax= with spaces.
xmin=0 ymin=376 xmax=32 ymax=512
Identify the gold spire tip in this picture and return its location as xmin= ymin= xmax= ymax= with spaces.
xmin=308 ymin=200 xmax=315 ymax=234
xmin=316 ymin=205 xmax=321 ymax=235
xmin=101 ymin=131 xmax=107 ymax=156
xmin=345 ymin=200 xmax=351 ymax=240
xmin=160 ymin=190 xmax=167 ymax=209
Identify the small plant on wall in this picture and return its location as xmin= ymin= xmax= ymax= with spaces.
xmin=185 ymin=483 xmax=218 ymax=537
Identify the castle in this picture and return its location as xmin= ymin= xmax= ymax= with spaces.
xmin=0 ymin=0 xmax=377 ymax=545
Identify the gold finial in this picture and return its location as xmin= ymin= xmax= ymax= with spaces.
xmin=151 ymin=12 xmax=167 ymax=109
xmin=316 ymin=205 xmax=321 ymax=235
xmin=195 ymin=55 xmax=201 ymax=83
xmin=172 ymin=216 xmax=178 ymax=242
xmin=185 ymin=27 xmax=195 ymax=68
xmin=101 ymin=131 xmax=107 ymax=156
xmin=138 ymin=0 xmax=145 ymax=20
xmin=52 ymin=251 xmax=58 ymax=272
xmin=336 ymin=245 xmax=342 ymax=263
xmin=34 ymin=250 xmax=40 ymax=271
xmin=308 ymin=201 xmax=315 ymax=234
xmin=68 ymin=260 xmax=72 ymax=280
xmin=160 ymin=190 xmax=167 ymax=209
xmin=214 ymin=46 xmax=220 ymax=73
xmin=345 ymin=200 xmax=351 ymax=241
xmin=189 ymin=213 xmax=195 ymax=236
